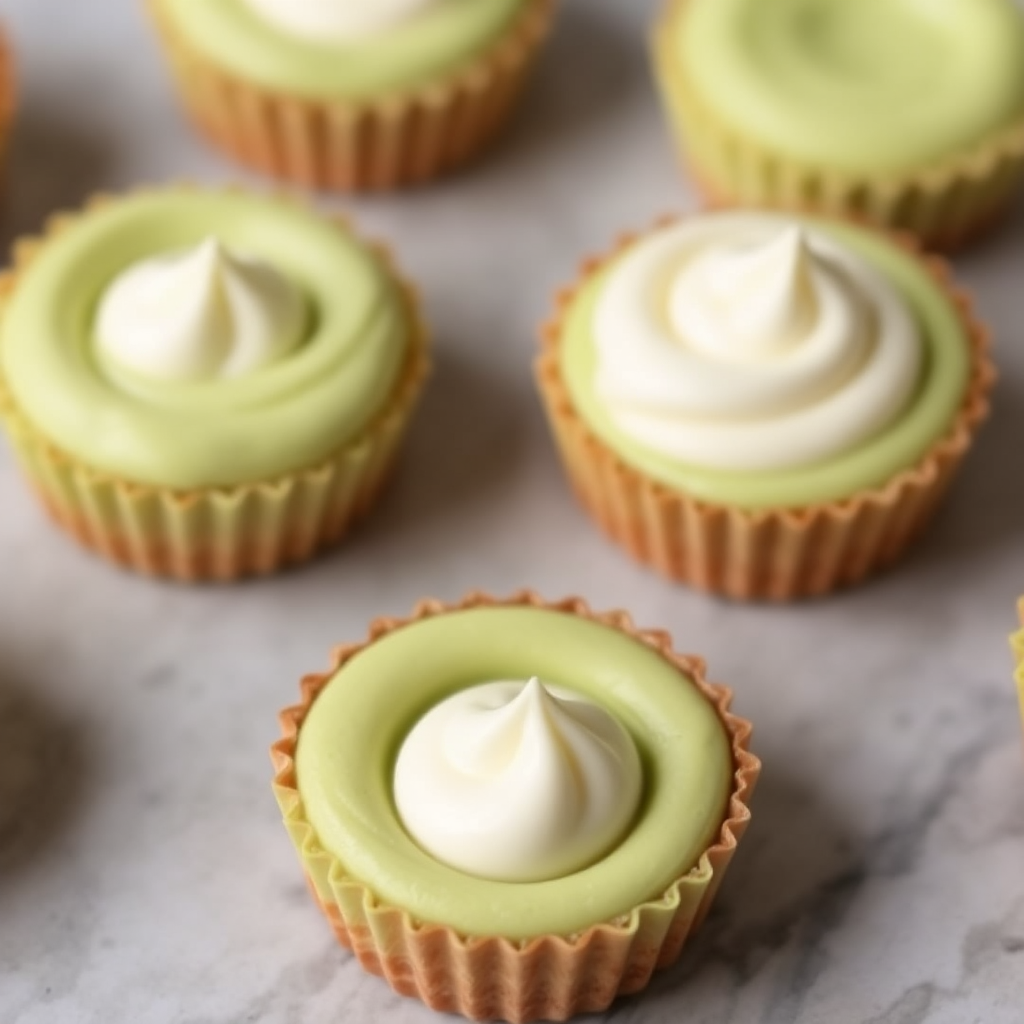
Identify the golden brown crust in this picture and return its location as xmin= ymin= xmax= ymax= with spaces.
xmin=0 ymin=24 xmax=14 ymax=133
xmin=535 ymin=215 xmax=995 ymax=601
xmin=147 ymin=0 xmax=555 ymax=191
xmin=1013 ymin=601 xmax=1024 ymax=735
xmin=271 ymin=591 xmax=761 ymax=1023
xmin=0 ymin=24 xmax=16 ymax=189
xmin=21 ymin=461 xmax=396 ymax=581
xmin=0 ymin=187 xmax=431 ymax=581
xmin=689 ymin=165 xmax=1023 ymax=255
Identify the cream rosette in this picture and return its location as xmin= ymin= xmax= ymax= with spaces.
xmin=394 ymin=676 xmax=643 ymax=884
xmin=96 ymin=236 xmax=307 ymax=382
xmin=594 ymin=215 xmax=922 ymax=474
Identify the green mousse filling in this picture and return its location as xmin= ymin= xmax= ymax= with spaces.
xmin=156 ymin=0 xmax=528 ymax=99
xmin=560 ymin=217 xmax=970 ymax=511
xmin=296 ymin=606 xmax=734 ymax=940
xmin=673 ymin=0 xmax=1024 ymax=173
xmin=0 ymin=189 xmax=410 ymax=490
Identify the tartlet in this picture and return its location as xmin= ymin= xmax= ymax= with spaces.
xmin=272 ymin=591 xmax=759 ymax=1023
xmin=536 ymin=211 xmax=994 ymax=601
xmin=653 ymin=0 xmax=1024 ymax=249
xmin=0 ymin=186 xmax=429 ymax=580
xmin=148 ymin=0 xmax=555 ymax=191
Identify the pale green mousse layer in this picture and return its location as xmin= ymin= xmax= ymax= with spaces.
xmin=674 ymin=0 xmax=1024 ymax=173
xmin=0 ymin=190 xmax=409 ymax=490
xmin=157 ymin=0 xmax=527 ymax=99
xmin=561 ymin=217 xmax=971 ymax=511
xmin=297 ymin=606 xmax=734 ymax=941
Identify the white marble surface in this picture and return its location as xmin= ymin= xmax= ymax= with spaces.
xmin=1 ymin=2 xmax=1023 ymax=1022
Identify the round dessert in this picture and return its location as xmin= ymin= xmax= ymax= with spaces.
xmin=536 ymin=211 xmax=994 ymax=601
xmin=653 ymin=0 xmax=1024 ymax=248
xmin=0 ymin=187 xmax=429 ymax=580
xmin=148 ymin=0 xmax=555 ymax=190
xmin=272 ymin=592 xmax=759 ymax=1023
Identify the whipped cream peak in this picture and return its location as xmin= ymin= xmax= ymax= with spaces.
xmin=394 ymin=678 xmax=643 ymax=883
xmin=242 ymin=0 xmax=442 ymax=42
xmin=725 ymin=226 xmax=812 ymax=288
xmin=192 ymin=235 xmax=227 ymax=270
xmin=445 ymin=676 xmax=564 ymax=777
xmin=96 ymin=236 xmax=306 ymax=383
xmin=672 ymin=227 xmax=818 ymax=363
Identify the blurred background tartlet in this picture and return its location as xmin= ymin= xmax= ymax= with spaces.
xmin=148 ymin=0 xmax=555 ymax=190
xmin=653 ymin=0 xmax=1024 ymax=248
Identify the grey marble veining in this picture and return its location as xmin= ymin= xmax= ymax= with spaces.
xmin=0 ymin=1 xmax=1023 ymax=1022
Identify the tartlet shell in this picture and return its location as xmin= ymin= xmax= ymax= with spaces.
xmin=271 ymin=590 xmax=760 ymax=1023
xmin=147 ymin=0 xmax=555 ymax=192
xmin=1012 ymin=601 xmax=1024 ymax=735
xmin=535 ymin=215 xmax=995 ymax=601
xmin=652 ymin=0 xmax=1024 ymax=250
xmin=0 ymin=189 xmax=431 ymax=582
xmin=0 ymin=24 xmax=15 ymax=173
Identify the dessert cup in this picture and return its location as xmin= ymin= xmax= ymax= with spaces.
xmin=272 ymin=590 xmax=759 ymax=1022
xmin=148 ymin=0 xmax=555 ymax=191
xmin=536 ymin=213 xmax=994 ymax=601
xmin=0 ymin=188 xmax=430 ymax=581
xmin=653 ymin=0 xmax=1024 ymax=249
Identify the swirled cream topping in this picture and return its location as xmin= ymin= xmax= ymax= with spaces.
xmin=95 ymin=237 xmax=306 ymax=382
xmin=393 ymin=677 xmax=643 ymax=883
xmin=594 ymin=214 xmax=923 ymax=471
xmin=241 ymin=0 xmax=443 ymax=42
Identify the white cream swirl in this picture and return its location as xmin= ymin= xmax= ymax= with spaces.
xmin=95 ymin=238 xmax=306 ymax=382
xmin=241 ymin=0 xmax=443 ymax=42
xmin=594 ymin=214 xmax=922 ymax=471
xmin=393 ymin=677 xmax=642 ymax=883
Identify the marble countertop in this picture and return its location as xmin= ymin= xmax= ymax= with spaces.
xmin=1 ymin=2 xmax=1023 ymax=1022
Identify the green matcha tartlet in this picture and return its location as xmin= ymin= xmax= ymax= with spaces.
xmin=0 ymin=187 xmax=429 ymax=580
xmin=272 ymin=591 xmax=759 ymax=1023
xmin=654 ymin=0 xmax=1024 ymax=248
xmin=148 ymin=0 xmax=554 ymax=191
xmin=536 ymin=211 xmax=993 ymax=601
